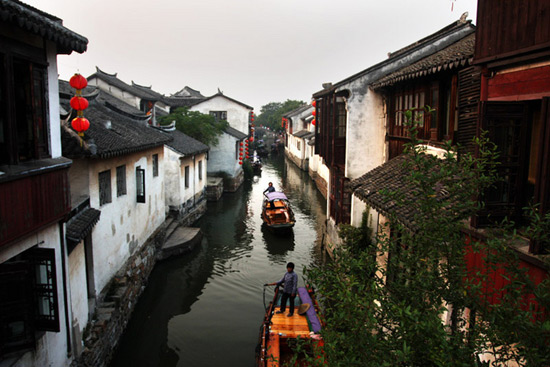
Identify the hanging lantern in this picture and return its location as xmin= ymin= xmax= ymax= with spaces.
xmin=312 ymin=110 xmax=316 ymax=116
xmin=70 ymin=96 xmax=89 ymax=111
xmin=71 ymin=117 xmax=90 ymax=136
xmin=250 ymin=137 xmax=254 ymax=142
xmin=239 ymin=147 xmax=243 ymax=151
xmin=312 ymin=119 xmax=316 ymax=126
xmin=70 ymin=73 xmax=88 ymax=90
xmin=239 ymin=161 xmax=243 ymax=165
xmin=312 ymin=100 xmax=316 ymax=107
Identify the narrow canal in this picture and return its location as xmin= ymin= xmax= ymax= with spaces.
xmin=110 ymin=155 xmax=327 ymax=367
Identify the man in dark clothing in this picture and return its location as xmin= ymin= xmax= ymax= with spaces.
xmin=267 ymin=262 xmax=298 ymax=317
xmin=263 ymin=182 xmax=275 ymax=194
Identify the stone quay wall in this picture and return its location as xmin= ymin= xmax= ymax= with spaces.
xmin=72 ymin=224 xmax=167 ymax=367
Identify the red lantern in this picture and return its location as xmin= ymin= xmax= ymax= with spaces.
xmin=70 ymin=73 xmax=88 ymax=90
xmin=239 ymin=161 xmax=243 ymax=165
xmin=71 ymin=117 xmax=90 ymax=135
xmin=312 ymin=110 xmax=316 ymax=116
xmin=312 ymin=119 xmax=316 ymax=126
xmin=240 ymin=142 xmax=243 ymax=146
xmin=239 ymin=147 xmax=243 ymax=151
xmin=249 ymin=137 xmax=254 ymax=142
xmin=70 ymin=96 xmax=89 ymax=111
xmin=312 ymin=100 xmax=316 ymax=107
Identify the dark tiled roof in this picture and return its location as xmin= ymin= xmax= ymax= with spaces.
xmin=60 ymin=86 xmax=172 ymax=159
xmin=350 ymin=153 xmax=452 ymax=231
xmin=87 ymin=67 xmax=162 ymax=101
xmin=293 ymin=130 xmax=314 ymax=139
xmin=372 ymin=33 xmax=475 ymax=89
xmin=165 ymin=96 xmax=206 ymax=109
xmin=155 ymin=128 xmax=209 ymax=156
xmin=190 ymin=93 xmax=253 ymax=110
xmin=66 ymin=208 xmax=101 ymax=243
xmin=313 ymin=19 xmax=474 ymax=98
xmin=283 ymin=104 xmax=312 ymax=118
xmin=0 ymin=0 xmax=87 ymax=54
xmin=172 ymin=86 xmax=205 ymax=99
xmin=224 ymin=126 xmax=248 ymax=140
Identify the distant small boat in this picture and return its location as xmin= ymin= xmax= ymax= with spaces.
xmin=261 ymin=192 xmax=295 ymax=231
xmin=256 ymin=285 xmax=323 ymax=366
xmin=252 ymin=156 xmax=262 ymax=175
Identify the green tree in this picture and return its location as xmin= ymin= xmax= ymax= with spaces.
xmin=158 ymin=107 xmax=228 ymax=146
xmin=255 ymin=99 xmax=306 ymax=132
xmin=301 ymin=109 xmax=550 ymax=367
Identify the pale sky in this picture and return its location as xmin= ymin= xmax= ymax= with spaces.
xmin=23 ymin=0 xmax=478 ymax=111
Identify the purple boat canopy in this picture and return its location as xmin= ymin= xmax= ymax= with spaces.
xmin=265 ymin=192 xmax=288 ymax=201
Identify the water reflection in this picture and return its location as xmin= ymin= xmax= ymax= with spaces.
xmin=110 ymin=155 xmax=327 ymax=367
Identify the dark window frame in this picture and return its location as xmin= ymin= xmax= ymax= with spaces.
xmin=0 ymin=37 xmax=50 ymax=166
xmin=136 ymin=166 xmax=146 ymax=203
xmin=0 ymin=247 xmax=60 ymax=357
xmin=209 ymin=111 xmax=227 ymax=122
xmin=116 ymin=165 xmax=127 ymax=197
xmin=184 ymin=165 xmax=190 ymax=188
xmin=98 ymin=170 xmax=112 ymax=206
xmin=198 ymin=160 xmax=203 ymax=181
xmin=152 ymin=154 xmax=159 ymax=177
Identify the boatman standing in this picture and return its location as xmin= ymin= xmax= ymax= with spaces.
xmin=263 ymin=182 xmax=276 ymax=194
xmin=266 ymin=262 xmax=298 ymax=317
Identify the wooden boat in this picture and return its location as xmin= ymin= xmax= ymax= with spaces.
xmin=261 ymin=192 xmax=295 ymax=231
xmin=256 ymin=286 xmax=323 ymax=367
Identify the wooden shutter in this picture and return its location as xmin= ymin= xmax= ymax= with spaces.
xmin=456 ymin=66 xmax=481 ymax=155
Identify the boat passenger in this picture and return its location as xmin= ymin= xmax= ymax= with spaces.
xmin=266 ymin=262 xmax=298 ymax=317
xmin=263 ymin=182 xmax=276 ymax=208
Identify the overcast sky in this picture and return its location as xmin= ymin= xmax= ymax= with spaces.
xmin=23 ymin=0 xmax=478 ymax=111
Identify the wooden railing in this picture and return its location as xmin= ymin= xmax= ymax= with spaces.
xmin=0 ymin=166 xmax=71 ymax=248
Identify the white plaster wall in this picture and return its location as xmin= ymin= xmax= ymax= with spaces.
xmin=287 ymin=135 xmax=305 ymax=162
xmin=67 ymin=159 xmax=91 ymax=208
xmin=88 ymin=78 xmax=140 ymax=109
xmin=164 ymin=147 xmax=183 ymax=209
xmin=190 ymin=95 xmax=251 ymax=134
xmin=88 ymin=147 xmax=165 ymax=294
xmin=207 ymin=133 xmax=241 ymax=177
xmin=68 ymin=241 xmax=88 ymax=337
xmin=165 ymin=150 xmax=208 ymax=209
xmin=344 ymin=88 xmax=386 ymax=180
xmin=46 ymin=41 xmax=62 ymax=159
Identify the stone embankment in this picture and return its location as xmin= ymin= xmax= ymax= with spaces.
xmin=72 ymin=218 xmax=201 ymax=367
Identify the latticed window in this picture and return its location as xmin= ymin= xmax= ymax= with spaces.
xmin=116 ymin=165 xmax=126 ymax=197
xmin=98 ymin=170 xmax=112 ymax=206
xmin=198 ymin=160 xmax=203 ymax=180
xmin=152 ymin=154 xmax=159 ymax=177
xmin=0 ymin=247 xmax=59 ymax=356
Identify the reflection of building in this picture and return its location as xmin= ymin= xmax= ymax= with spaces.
xmin=0 ymin=2 xmax=87 ymax=365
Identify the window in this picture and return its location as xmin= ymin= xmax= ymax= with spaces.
xmin=98 ymin=170 xmax=112 ymax=206
xmin=136 ymin=166 xmax=146 ymax=203
xmin=185 ymin=165 xmax=190 ymax=188
xmin=152 ymin=154 xmax=159 ymax=177
xmin=198 ymin=160 xmax=203 ymax=180
xmin=0 ymin=40 xmax=50 ymax=165
xmin=209 ymin=111 xmax=227 ymax=122
xmin=336 ymin=102 xmax=347 ymax=138
xmin=116 ymin=165 xmax=126 ymax=197
xmin=0 ymin=247 xmax=60 ymax=356
xmin=297 ymin=141 xmax=301 ymax=151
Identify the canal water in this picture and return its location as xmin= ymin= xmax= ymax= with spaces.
xmin=110 ymin=155 xmax=327 ymax=367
